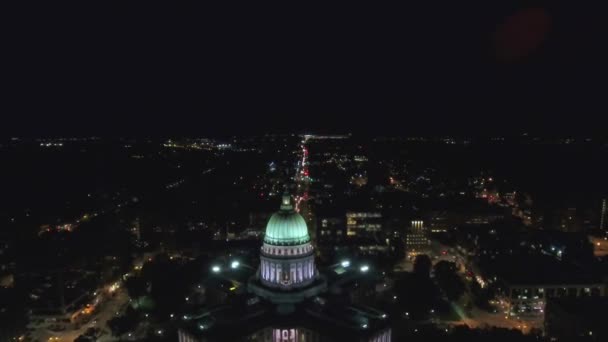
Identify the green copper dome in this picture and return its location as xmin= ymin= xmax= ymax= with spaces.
xmin=264 ymin=195 xmax=310 ymax=246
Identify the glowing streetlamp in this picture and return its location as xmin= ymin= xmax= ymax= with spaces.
xmin=360 ymin=265 xmax=369 ymax=273
xmin=341 ymin=260 xmax=351 ymax=268
xmin=211 ymin=265 xmax=221 ymax=273
xmin=231 ymin=261 xmax=240 ymax=269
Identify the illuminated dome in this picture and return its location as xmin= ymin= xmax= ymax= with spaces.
xmin=252 ymin=193 xmax=319 ymax=294
xmin=263 ymin=195 xmax=310 ymax=246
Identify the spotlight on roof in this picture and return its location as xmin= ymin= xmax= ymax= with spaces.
xmin=211 ymin=265 xmax=221 ymax=273
xmin=360 ymin=265 xmax=369 ymax=273
xmin=231 ymin=261 xmax=240 ymax=269
xmin=341 ymin=260 xmax=351 ymax=268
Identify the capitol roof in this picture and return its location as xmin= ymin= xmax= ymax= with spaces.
xmin=264 ymin=194 xmax=310 ymax=246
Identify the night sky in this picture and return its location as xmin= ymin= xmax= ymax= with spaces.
xmin=3 ymin=2 xmax=605 ymax=137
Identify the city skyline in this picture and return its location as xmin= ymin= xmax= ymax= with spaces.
xmin=1 ymin=2 xmax=607 ymax=341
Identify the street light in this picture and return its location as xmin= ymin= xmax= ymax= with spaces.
xmin=360 ymin=265 xmax=369 ymax=273
xmin=340 ymin=260 xmax=350 ymax=268
xmin=211 ymin=265 xmax=221 ymax=273
xmin=231 ymin=261 xmax=240 ymax=269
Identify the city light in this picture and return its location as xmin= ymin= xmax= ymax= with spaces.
xmin=212 ymin=265 xmax=221 ymax=273
xmin=360 ymin=265 xmax=369 ymax=273
xmin=341 ymin=260 xmax=350 ymax=268
xmin=108 ymin=282 xmax=119 ymax=293
xmin=231 ymin=260 xmax=240 ymax=269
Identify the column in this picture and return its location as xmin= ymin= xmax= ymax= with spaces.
xmin=261 ymin=260 xmax=265 ymax=280
xmin=269 ymin=263 xmax=274 ymax=282
xmin=298 ymin=262 xmax=304 ymax=282
xmin=308 ymin=260 xmax=313 ymax=279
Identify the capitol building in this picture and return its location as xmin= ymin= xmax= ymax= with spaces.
xmin=249 ymin=194 xmax=327 ymax=311
xmin=178 ymin=194 xmax=391 ymax=342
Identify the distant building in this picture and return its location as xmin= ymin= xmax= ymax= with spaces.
xmin=600 ymin=198 xmax=607 ymax=231
xmin=131 ymin=217 xmax=141 ymax=241
xmin=249 ymin=212 xmax=273 ymax=231
xmin=545 ymin=297 xmax=608 ymax=341
xmin=0 ymin=238 xmax=13 ymax=276
xmin=346 ymin=238 xmax=392 ymax=257
xmin=317 ymin=217 xmax=346 ymax=244
xmin=346 ymin=212 xmax=382 ymax=237
xmin=405 ymin=220 xmax=430 ymax=255
xmin=477 ymin=255 xmax=606 ymax=318
xmin=18 ymin=270 xmax=96 ymax=326
xmin=559 ymin=208 xmax=582 ymax=232
xmin=427 ymin=211 xmax=449 ymax=233
xmin=532 ymin=206 xmax=592 ymax=232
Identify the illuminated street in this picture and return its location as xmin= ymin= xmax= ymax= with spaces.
xmin=26 ymin=285 xmax=128 ymax=342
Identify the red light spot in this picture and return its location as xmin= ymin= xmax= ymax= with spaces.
xmin=494 ymin=7 xmax=552 ymax=62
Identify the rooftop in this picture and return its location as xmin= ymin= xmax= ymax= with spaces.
xmin=263 ymin=195 xmax=310 ymax=246
xmin=478 ymin=255 xmax=600 ymax=286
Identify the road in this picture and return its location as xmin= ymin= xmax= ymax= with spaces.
xmin=294 ymin=140 xmax=314 ymax=232
xmin=448 ymin=302 xmax=542 ymax=333
xmin=29 ymin=288 xmax=129 ymax=342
